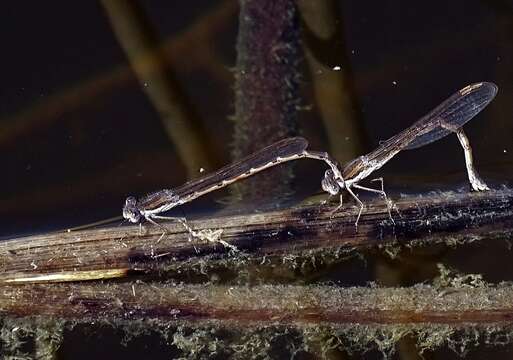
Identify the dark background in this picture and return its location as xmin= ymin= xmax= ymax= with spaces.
xmin=2 ymin=1 xmax=513 ymax=359
xmin=1 ymin=1 xmax=511 ymax=237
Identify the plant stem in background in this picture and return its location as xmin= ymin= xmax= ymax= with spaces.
xmin=101 ymin=0 xmax=216 ymax=178
xmin=0 ymin=0 xmax=237 ymax=147
xmin=298 ymin=0 xmax=366 ymax=164
xmin=232 ymin=0 xmax=302 ymax=202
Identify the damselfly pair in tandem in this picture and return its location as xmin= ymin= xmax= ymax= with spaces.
xmin=123 ymin=82 xmax=497 ymax=233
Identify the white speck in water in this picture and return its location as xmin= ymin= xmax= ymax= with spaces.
xmin=504 ymin=149 xmax=507 ymax=153
xmin=316 ymin=69 xmax=323 ymax=74
xmin=345 ymin=137 xmax=350 ymax=141
xmin=392 ymin=81 xmax=397 ymax=85
xmin=497 ymin=56 xmax=501 ymax=62
xmin=332 ymin=66 xmax=341 ymax=71
xmin=143 ymin=82 xmax=148 ymax=87
xmin=199 ymin=167 xmax=205 ymax=173
xmin=351 ymin=49 xmax=355 ymax=54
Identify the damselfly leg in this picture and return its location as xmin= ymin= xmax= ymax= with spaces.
xmin=148 ymin=214 xmax=232 ymax=250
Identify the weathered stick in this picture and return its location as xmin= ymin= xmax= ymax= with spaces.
xmin=1 ymin=282 xmax=513 ymax=326
xmin=1 ymin=188 xmax=512 ymax=283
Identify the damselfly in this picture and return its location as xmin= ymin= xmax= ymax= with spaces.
xmin=123 ymin=137 xmax=341 ymax=229
xmin=320 ymin=82 xmax=497 ymax=225
xmin=123 ymin=82 xmax=497 ymax=230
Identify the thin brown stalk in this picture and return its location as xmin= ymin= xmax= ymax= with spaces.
xmin=232 ymin=0 xmax=302 ymax=202
xmin=0 ymin=0 xmax=237 ymax=146
xmin=298 ymin=0 xmax=366 ymax=163
xmin=1 ymin=282 xmax=513 ymax=326
xmin=100 ymin=0 xmax=213 ymax=177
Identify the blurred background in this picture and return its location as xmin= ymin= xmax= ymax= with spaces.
xmin=0 ymin=0 xmax=510 ymax=237
xmin=2 ymin=0 xmax=513 ymax=358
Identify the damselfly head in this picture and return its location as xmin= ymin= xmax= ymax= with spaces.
xmin=123 ymin=196 xmax=141 ymax=223
xmin=321 ymin=169 xmax=341 ymax=195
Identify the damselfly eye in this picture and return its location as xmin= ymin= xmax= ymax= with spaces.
xmin=123 ymin=196 xmax=141 ymax=223
xmin=321 ymin=170 xmax=340 ymax=195
xmin=125 ymin=196 xmax=137 ymax=207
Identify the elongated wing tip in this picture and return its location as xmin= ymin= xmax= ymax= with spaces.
xmin=485 ymin=81 xmax=499 ymax=96
xmin=405 ymin=81 xmax=498 ymax=150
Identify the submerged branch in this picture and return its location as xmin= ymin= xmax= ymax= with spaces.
xmin=1 ymin=282 xmax=513 ymax=326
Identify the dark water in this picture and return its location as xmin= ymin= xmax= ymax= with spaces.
xmin=1 ymin=1 xmax=513 ymax=358
xmin=0 ymin=1 xmax=510 ymax=236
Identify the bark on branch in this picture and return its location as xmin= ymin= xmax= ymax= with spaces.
xmin=1 ymin=188 xmax=512 ymax=283
xmin=1 ymin=282 xmax=513 ymax=326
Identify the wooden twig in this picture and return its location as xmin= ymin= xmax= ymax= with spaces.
xmin=1 ymin=282 xmax=513 ymax=325
xmin=1 ymin=188 xmax=512 ymax=283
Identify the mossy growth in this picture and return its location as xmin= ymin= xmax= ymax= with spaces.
xmin=1 ymin=316 xmax=513 ymax=359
